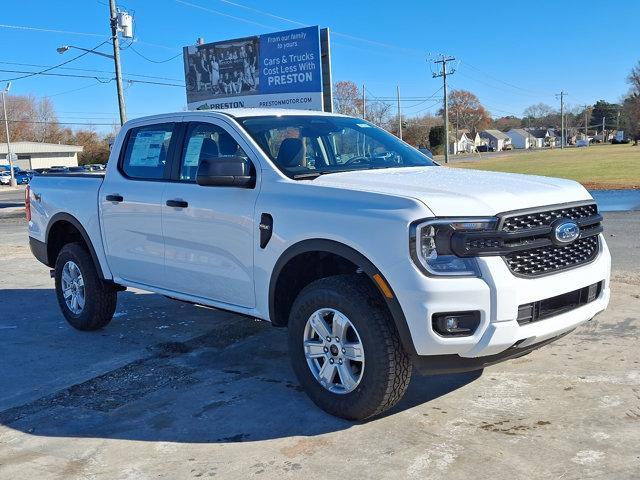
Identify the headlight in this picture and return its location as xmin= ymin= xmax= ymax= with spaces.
xmin=410 ymin=218 xmax=497 ymax=277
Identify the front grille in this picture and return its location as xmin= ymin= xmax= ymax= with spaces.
xmin=505 ymin=236 xmax=599 ymax=276
xmin=501 ymin=204 xmax=597 ymax=232
xmin=496 ymin=202 xmax=601 ymax=277
xmin=517 ymin=281 xmax=603 ymax=325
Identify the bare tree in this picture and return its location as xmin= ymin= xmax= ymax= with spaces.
xmin=522 ymin=103 xmax=557 ymax=127
xmin=333 ymin=81 xmax=363 ymax=117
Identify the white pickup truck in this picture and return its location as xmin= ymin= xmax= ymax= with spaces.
xmin=27 ymin=109 xmax=610 ymax=419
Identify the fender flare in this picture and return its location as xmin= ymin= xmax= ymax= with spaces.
xmin=268 ymin=239 xmax=418 ymax=357
xmin=46 ymin=212 xmax=106 ymax=280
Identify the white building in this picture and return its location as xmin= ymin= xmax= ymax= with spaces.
xmin=479 ymin=130 xmax=511 ymax=151
xmin=506 ymin=128 xmax=537 ymax=149
xmin=0 ymin=141 xmax=82 ymax=170
xmin=449 ymin=132 xmax=475 ymax=154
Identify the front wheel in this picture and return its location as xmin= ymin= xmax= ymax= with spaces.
xmin=288 ymin=274 xmax=412 ymax=420
xmin=54 ymin=242 xmax=117 ymax=331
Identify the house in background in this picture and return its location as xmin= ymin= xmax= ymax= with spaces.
xmin=461 ymin=129 xmax=482 ymax=150
xmin=479 ymin=130 xmax=511 ymax=151
xmin=449 ymin=131 xmax=475 ymax=154
xmin=506 ymin=128 xmax=537 ymax=149
xmin=525 ymin=130 xmax=545 ymax=148
xmin=565 ymin=128 xmax=579 ymax=145
xmin=0 ymin=142 xmax=82 ymax=170
xmin=526 ymin=128 xmax=557 ymax=147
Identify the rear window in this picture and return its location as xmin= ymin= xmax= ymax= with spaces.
xmin=121 ymin=123 xmax=174 ymax=179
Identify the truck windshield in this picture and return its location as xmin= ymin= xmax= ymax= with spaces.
xmin=239 ymin=115 xmax=436 ymax=179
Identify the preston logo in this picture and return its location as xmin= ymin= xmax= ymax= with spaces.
xmin=554 ymin=220 xmax=580 ymax=244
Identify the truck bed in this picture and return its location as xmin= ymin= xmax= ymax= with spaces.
xmin=28 ymin=174 xmax=109 ymax=277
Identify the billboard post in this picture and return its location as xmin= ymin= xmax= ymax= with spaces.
xmin=320 ymin=28 xmax=333 ymax=112
xmin=183 ymin=26 xmax=326 ymax=111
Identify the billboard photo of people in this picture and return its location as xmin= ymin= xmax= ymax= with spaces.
xmin=184 ymin=36 xmax=259 ymax=102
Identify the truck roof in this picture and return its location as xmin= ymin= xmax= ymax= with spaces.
xmin=128 ymin=108 xmax=346 ymax=125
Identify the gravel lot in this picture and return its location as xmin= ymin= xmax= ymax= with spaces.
xmin=0 ymin=211 xmax=638 ymax=479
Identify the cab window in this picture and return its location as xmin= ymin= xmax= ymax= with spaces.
xmin=179 ymin=123 xmax=249 ymax=182
xmin=121 ymin=123 xmax=174 ymax=179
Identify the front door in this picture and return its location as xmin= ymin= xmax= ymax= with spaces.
xmin=160 ymin=120 xmax=259 ymax=308
xmin=101 ymin=121 xmax=178 ymax=286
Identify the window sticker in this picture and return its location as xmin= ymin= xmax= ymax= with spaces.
xmin=129 ymin=131 xmax=167 ymax=167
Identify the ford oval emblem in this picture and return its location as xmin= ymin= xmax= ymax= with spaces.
xmin=554 ymin=220 xmax=580 ymax=244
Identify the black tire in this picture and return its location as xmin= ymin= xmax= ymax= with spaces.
xmin=54 ymin=242 xmax=117 ymax=331
xmin=288 ymin=274 xmax=412 ymax=420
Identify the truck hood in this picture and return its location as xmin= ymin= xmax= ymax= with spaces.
xmin=311 ymin=166 xmax=592 ymax=216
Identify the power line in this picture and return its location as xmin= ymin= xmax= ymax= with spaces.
xmin=0 ymin=61 xmax=184 ymax=82
xmin=175 ymin=0 xmax=279 ymax=29
xmin=0 ymin=23 xmax=104 ymax=37
xmin=46 ymin=81 xmax=105 ymax=98
xmin=410 ymin=99 xmax=443 ymax=115
xmin=129 ymin=46 xmax=183 ymax=63
xmin=1 ymin=117 xmax=116 ymax=126
xmin=177 ymin=0 xmax=427 ymax=56
xmin=0 ymin=40 xmax=111 ymax=82
xmin=0 ymin=69 xmax=184 ymax=87
xmin=462 ymin=61 xmax=555 ymax=97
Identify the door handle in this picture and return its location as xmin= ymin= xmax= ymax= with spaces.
xmin=106 ymin=194 xmax=124 ymax=202
xmin=166 ymin=199 xmax=188 ymax=208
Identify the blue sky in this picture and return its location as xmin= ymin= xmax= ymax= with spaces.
xmin=2 ymin=0 xmax=638 ymax=131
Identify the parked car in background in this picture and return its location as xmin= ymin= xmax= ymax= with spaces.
xmin=46 ymin=167 xmax=69 ymax=174
xmin=14 ymin=170 xmax=30 ymax=184
xmin=87 ymin=164 xmax=107 ymax=171
xmin=0 ymin=169 xmax=30 ymax=185
xmin=576 ymin=139 xmax=590 ymax=147
xmin=27 ymin=109 xmax=611 ymax=420
xmin=476 ymin=144 xmax=495 ymax=152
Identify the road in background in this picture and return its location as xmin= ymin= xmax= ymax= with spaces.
xmin=0 ymin=186 xmax=25 ymax=209
xmin=0 ymin=212 xmax=638 ymax=479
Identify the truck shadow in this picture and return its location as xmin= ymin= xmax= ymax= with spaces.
xmin=0 ymin=288 xmax=481 ymax=443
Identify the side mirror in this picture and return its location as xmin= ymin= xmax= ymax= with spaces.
xmin=196 ymin=156 xmax=255 ymax=188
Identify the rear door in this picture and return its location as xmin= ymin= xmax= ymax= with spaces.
xmin=159 ymin=119 xmax=259 ymax=307
xmin=100 ymin=120 xmax=180 ymax=286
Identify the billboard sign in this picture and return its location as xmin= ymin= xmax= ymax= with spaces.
xmin=183 ymin=26 xmax=323 ymax=111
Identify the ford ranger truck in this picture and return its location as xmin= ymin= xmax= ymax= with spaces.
xmin=26 ymin=109 xmax=611 ymax=420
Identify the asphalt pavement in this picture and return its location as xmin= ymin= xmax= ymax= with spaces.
xmin=0 ymin=212 xmax=638 ymax=479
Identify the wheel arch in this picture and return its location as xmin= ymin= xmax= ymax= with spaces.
xmin=46 ymin=213 xmax=106 ymax=280
xmin=268 ymin=239 xmax=417 ymax=357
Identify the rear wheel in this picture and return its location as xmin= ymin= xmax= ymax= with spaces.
xmin=54 ymin=242 xmax=117 ymax=331
xmin=288 ymin=274 xmax=412 ymax=420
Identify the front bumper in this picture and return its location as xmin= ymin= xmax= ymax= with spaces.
xmin=387 ymin=235 xmax=611 ymax=362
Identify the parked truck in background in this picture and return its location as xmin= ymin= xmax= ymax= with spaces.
xmin=26 ymin=109 xmax=610 ymax=420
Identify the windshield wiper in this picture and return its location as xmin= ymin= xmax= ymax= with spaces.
xmin=292 ymin=168 xmax=374 ymax=180
xmin=292 ymin=172 xmax=324 ymax=180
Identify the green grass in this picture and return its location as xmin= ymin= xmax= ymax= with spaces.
xmin=451 ymin=144 xmax=640 ymax=189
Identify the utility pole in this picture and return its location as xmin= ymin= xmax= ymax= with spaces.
xmin=433 ymin=55 xmax=455 ymax=163
xmin=109 ymin=0 xmax=127 ymax=125
xmin=602 ymin=116 xmax=606 ymax=143
xmin=362 ymin=83 xmax=366 ymax=120
xmin=556 ymin=91 xmax=566 ymax=149
xmin=455 ymin=109 xmax=459 ymax=154
xmin=1 ymin=82 xmax=16 ymax=187
xmin=580 ymin=104 xmax=589 ymax=139
xmin=397 ymin=85 xmax=402 ymax=140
